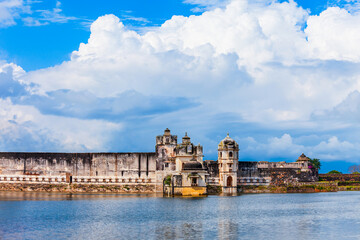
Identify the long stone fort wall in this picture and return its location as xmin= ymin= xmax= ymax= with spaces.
xmin=0 ymin=129 xmax=319 ymax=195
xmin=0 ymin=152 xmax=157 ymax=178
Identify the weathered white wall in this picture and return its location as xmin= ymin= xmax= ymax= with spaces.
xmin=0 ymin=152 xmax=157 ymax=178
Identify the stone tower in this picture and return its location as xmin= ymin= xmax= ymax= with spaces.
xmin=175 ymin=132 xmax=204 ymax=171
xmin=155 ymin=128 xmax=177 ymax=170
xmin=218 ymin=133 xmax=239 ymax=193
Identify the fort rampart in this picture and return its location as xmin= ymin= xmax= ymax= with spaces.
xmin=319 ymin=174 xmax=360 ymax=182
xmin=0 ymin=152 xmax=157 ymax=178
xmin=0 ymin=130 xmax=319 ymax=195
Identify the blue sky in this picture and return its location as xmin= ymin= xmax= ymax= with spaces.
xmin=0 ymin=0 xmax=199 ymax=70
xmin=1 ymin=0 xmax=360 ymax=173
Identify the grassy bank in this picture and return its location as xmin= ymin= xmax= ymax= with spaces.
xmin=240 ymin=183 xmax=338 ymax=194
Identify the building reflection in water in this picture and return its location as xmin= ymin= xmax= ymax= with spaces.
xmin=218 ymin=219 xmax=239 ymax=240
xmin=2 ymin=192 xmax=358 ymax=239
xmin=155 ymin=222 xmax=204 ymax=240
xmin=217 ymin=196 xmax=240 ymax=239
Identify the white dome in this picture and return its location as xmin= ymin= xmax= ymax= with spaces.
xmin=218 ymin=133 xmax=239 ymax=150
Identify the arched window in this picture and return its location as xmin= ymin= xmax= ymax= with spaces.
xmin=229 ymin=152 xmax=233 ymax=158
xmin=219 ymin=152 xmax=222 ymax=158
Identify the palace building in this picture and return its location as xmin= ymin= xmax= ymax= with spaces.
xmin=0 ymin=129 xmax=318 ymax=196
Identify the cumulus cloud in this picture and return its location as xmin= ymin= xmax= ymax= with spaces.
xmin=3 ymin=0 xmax=360 ymax=166
xmin=0 ymin=97 xmax=122 ymax=152
xmin=0 ymin=62 xmax=122 ymax=152
xmin=237 ymin=134 xmax=303 ymax=160
xmin=312 ymin=90 xmax=360 ymax=124
xmin=15 ymin=89 xmax=199 ymax=120
xmin=306 ymin=7 xmax=360 ymax=62
xmin=0 ymin=61 xmax=28 ymax=97
xmin=238 ymin=133 xmax=360 ymax=163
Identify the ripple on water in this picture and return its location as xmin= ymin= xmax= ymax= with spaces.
xmin=1 ymin=191 xmax=360 ymax=240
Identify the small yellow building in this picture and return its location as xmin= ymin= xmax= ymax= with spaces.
xmin=165 ymin=133 xmax=208 ymax=196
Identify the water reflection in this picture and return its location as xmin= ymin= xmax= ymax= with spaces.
xmin=1 ymin=192 xmax=360 ymax=239
xmin=218 ymin=220 xmax=239 ymax=240
xmin=155 ymin=222 xmax=203 ymax=240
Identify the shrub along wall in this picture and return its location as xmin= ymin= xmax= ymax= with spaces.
xmin=319 ymin=174 xmax=360 ymax=182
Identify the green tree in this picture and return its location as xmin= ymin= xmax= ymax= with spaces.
xmin=328 ymin=170 xmax=342 ymax=174
xmin=164 ymin=175 xmax=172 ymax=186
xmin=310 ymin=158 xmax=321 ymax=169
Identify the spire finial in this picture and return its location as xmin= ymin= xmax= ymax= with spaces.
xmin=227 ymin=132 xmax=229 ymax=137
xmin=185 ymin=132 xmax=187 ymax=136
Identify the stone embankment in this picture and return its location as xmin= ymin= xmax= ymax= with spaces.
xmin=239 ymin=183 xmax=338 ymax=194
xmin=1 ymin=182 xmax=359 ymax=194
xmin=0 ymin=183 xmax=155 ymax=193
xmin=237 ymin=174 xmax=360 ymax=194
xmin=239 ymin=181 xmax=360 ymax=194
xmin=319 ymin=174 xmax=360 ymax=182
xmin=0 ymin=174 xmax=157 ymax=193
xmin=2 ymin=173 xmax=360 ymax=194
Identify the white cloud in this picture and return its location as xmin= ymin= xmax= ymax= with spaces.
xmin=23 ymin=1 xmax=77 ymax=26
xmin=328 ymin=0 xmax=360 ymax=13
xmin=3 ymin=0 xmax=360 ymax=164
xmin=306 ymin=7 xmax=360 ymax=62
xmin=118 ymin=10 xmax=149 ymax=24
xmin=183 ymin=0 xmax=231 ymax=12
xmin=310 ymin=136 xmax=360 ymax=162
xmin=239 ymin=133 xmax=360 ymax=163
xmin=239 ymin=134 xmax=304 ymax=159
xmin=183 ymin=0 xmax=227 ymax=6
xmin=0 ymin=61 xmax=28 ymax=97
xmin=0 ymin=0 xmax=30 ymax=27
xmin=312 ymin=90 xmax=360 ymax=125
xmin=0 ymin=61 xmax=25 ymax=78
xmin=0 ymin=62 xmax=123 ymax=152
xmin=24 ymin=1 xmax=312 ymax=101
xmin=267 ymin=134 xmax=302 ymax=154
xmin=0 ymin=97 xmax=122 ymax=152
xmin=0 ymin=0 xmax=79 ymax=27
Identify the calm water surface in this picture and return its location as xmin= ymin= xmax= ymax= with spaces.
xmin=1 ymin=191 xmax=360 ymax=240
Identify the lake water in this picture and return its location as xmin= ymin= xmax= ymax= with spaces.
xmin=1 ymin=191 xmax=360 ymax=240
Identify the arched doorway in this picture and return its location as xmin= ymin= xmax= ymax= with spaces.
xmin=163 ymin=175 xmax=173 ymax=196
xmin=227 ymin=176 xmax=232 ymax=187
